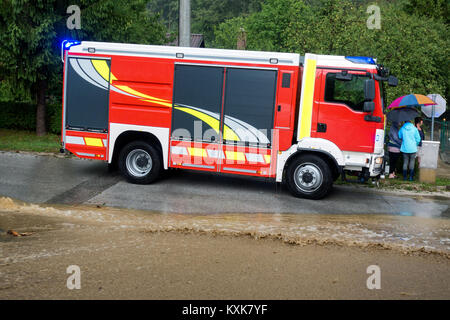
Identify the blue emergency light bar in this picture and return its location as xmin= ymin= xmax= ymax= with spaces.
xmin=345 ymin=56 xmax=376 ymax=65
xmin=63 ymin=40 xmax=81 ymax=50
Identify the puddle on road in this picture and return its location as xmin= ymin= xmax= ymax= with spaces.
xmin=0 ymin=196 xmax=449 ymax=258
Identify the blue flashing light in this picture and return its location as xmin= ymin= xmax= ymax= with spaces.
xmin=62 ymin=40 xmax=81 ymax=50
xmin=61 ymin=40 xmax=81 ymax=63
xmin=345 ymin=56 xmax=376 ymax=65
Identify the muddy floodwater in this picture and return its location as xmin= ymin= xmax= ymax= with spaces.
xmin=0 ymin=196 xmax=449 ymax=259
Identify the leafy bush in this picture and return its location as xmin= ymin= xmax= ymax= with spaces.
xmin=0 ymin=102 xmax=62 ymax=134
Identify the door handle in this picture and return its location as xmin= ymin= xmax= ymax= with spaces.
xmin=364 ymin=115 xmax=382 ymax=123
xmin=277 ymin=105 xmax=281 ymax=112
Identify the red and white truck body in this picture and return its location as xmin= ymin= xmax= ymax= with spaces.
xmin=61 ymin=41 xmax=393 ymax=199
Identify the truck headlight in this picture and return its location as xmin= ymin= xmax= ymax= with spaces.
xmin=375 ymin=157 xmax=383 ymax=165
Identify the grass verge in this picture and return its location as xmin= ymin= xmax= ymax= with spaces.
xmin=0 ymin=129 xmax=60 ymax=153
xmin=336 ymin=173 xmax=450 ymax=192
xmin=377 ymin=176 xmax=450 ymax=192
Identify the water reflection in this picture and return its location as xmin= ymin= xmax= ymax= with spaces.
xmin=0 ymin=196 xmax=449 ymax=257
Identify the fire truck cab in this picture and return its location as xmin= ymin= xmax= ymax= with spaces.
xmin=61 ymin=41 xmax=397 ymax=199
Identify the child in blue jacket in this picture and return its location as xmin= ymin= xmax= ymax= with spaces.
xmin=398 ymin=121 xmax=421 ymax=181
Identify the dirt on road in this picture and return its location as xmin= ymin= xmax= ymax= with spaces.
xmin=0 ymin=197 xmax=449 ymax=300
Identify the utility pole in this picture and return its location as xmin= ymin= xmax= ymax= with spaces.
xmin=237 ymin=28 xmax=247 ymax=50
xmin=179 ymin=0 xmax=190 ymax=47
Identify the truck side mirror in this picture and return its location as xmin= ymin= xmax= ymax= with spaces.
xmin=363 ymin=101 xmax=375 ymax=113
xmin=364 ymin=79 xmax=375 ymax=101
xmin=388 ymin=75 xmax=398 ymax=87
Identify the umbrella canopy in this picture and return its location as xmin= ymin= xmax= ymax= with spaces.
xmin=387 ymin=108 xmax=420 ymax=123
xmin=388 ymin=94 xmax=436 ymax=109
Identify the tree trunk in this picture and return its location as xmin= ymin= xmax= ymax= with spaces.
xmin=36 ymin=79 xmax=47 ymax=136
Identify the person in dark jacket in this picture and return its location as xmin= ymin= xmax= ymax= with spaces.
xmin=415 ymin=117 xmax=425 ymax=165
xmin=387 ymin=122 xmax=402 ymax=179
xmin=398 ymin=121 xmax=421 ymax=181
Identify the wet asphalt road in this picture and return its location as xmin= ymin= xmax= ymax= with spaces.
xmin=0 ymin=151 xmax=449 ymax=217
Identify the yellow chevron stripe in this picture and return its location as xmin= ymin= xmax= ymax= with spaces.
xmin=90 ymin=65 xmax=243 ymax=143
xmin=175 ymin=106 xmax=219 ymax=133
xmin=84 ymin=137 xmax=103 ymax=147
xmin=91 ymin=59 xmax=117 ymax=83
xmin=225 ymin=151 xmax=246 ymax=161
xmin=115 ymin=85 xmax=170 ymax=103
xmin=188 ymin=147 xmax=207 ymax=157
xmin=142 ymin=99 xmax=173 ymax=107
xmin=223 ymin=126 xmax=240 ymax=142
xmin=183 ymin=146 xmax=267 ymax=165
xmin=91 ymin=60 xmax=171 ymax=105
xmin=174 ymin=106 xmax=240 ymax=141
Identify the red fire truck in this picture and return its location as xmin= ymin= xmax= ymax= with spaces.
xmin=60 ymin=40 xmax=397 ymax=199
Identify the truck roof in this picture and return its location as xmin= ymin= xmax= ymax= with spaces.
xmin=313 ymin=54 xmax=378 ymax=70
xmin=68 ymin=41 xmax=301 ymax=67
xmin=67 ymin=41 xmax=377 ymax=70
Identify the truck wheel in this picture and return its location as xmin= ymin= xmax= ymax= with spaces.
xmin=118 ymin=141 xmax=162 ymax=184
xmin=286 ymin=154 xmax=333 ymax=199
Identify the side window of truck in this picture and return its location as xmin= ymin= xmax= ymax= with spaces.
xmin=324 ymin=73 xmax=369 ymax=112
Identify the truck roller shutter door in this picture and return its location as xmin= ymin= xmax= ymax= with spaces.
xmin=223 ymin=68 xmax=277 ymax=146
xmin=65 ymin=57 xmax=110 ymax=131
xmin=171 ymin=65 xmax=224 ymax=141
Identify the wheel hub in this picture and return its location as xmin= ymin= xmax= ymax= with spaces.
xmin=126 ymin=149 xmax=152 ymax=177
xmin=302 ymin=172 xmax=313 ymax=184
xmin=293 ymin=163 xmax=323 ymax=193
xmin=136 ymin=155 xmax=149 ymax=168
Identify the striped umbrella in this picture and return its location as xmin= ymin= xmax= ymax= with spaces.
xmin=388 ymin=94 xmax=436 ymax=109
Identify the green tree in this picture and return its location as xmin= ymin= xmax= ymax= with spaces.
xmin=361 ymin=2 xmax=449 ymax=104
xmin=213 ymin=16 xmax=246 ymax=49
xmin=214 ymin=0 xmax=449 ymax=106
xmin=0 ymin=0 xmax=166 ymax=136
xmin=403 ymin=0 xmax=449 ymax=23
xmin=0 ymin=1 xmax=59 ymax=135
xmin=213 ymin=0 xmax=312 ymax=51
xmin=148 ymin=0 xmax=264 ymax=46
xmin=192 ymin=0 xmax=263 ymax=46
xmin=147 ymin=0 xmax=179 ymax=34
xmin=213 ymin=0 xmax=289 ymax=50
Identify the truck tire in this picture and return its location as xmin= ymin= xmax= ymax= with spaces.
xmin=285 ymin=154 xmax=333 ymax=199
xmin=118 ymin=141 xmax=162 ymax=184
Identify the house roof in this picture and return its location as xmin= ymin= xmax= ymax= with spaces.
xmin=166 ymin=33 xmax=205 ymax=48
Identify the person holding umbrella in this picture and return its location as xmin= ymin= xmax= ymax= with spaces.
xmin=398 ymin=120 xmax=421 ymax=181
xmin=387 ymin=94 xmax=436 ymax=181
xmin=386 ymin=103 xmax=420 ymax=179
xmin=415 ymin=116 xmax=425 ymax=165
xmin=387 ymin=122 xmax=402 ymax=179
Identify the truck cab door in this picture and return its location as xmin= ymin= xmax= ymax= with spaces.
xmin=313 ymin=69 xmax=376 ymax=153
